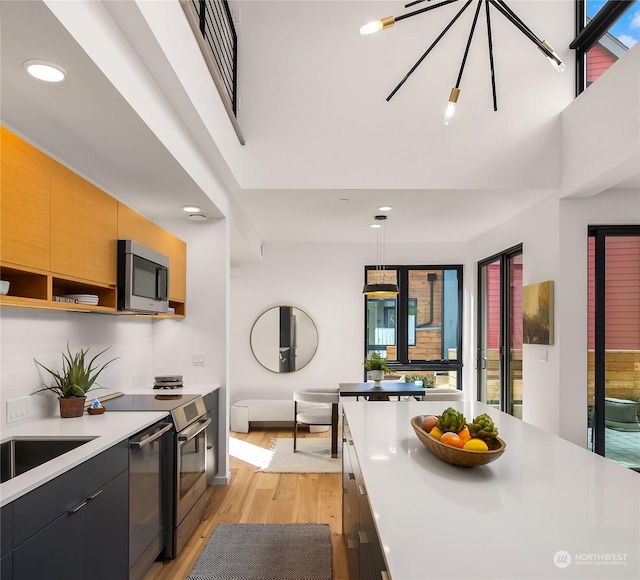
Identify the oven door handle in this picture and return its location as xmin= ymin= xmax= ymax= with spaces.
xmin=130 ymin=423 xmax=173 ymax=449
xmin=178 ymin=418 xmax=211 ymax=444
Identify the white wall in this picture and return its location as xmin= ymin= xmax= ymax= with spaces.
xmin=230 ymin=240 xmax=473 ymax=404
xmin=468 ymin=193 xmax=562 ymax=435
xmin=468 ymin=188 xmax=640 ymax=447
xmin=154 ymin=216 xmax=230 ymax=483
xmin=0 ymin=309 xmax=153 ymax=430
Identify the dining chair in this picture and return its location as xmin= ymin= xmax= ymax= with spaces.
xmin=293 ymin=388 xmax=340 ymax=458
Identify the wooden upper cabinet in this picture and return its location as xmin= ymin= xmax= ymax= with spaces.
xmin=117 ymin=203 xmax=186 ymax=303
xmin=1 ymin=127 xmax=51 ymax=271
xmin=50 ymin=161 xmax=117 ymax=285
xmin=164 ymin=234 xmax=187 ymax=303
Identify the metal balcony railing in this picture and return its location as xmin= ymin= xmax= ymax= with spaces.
xmin=182 ymin=0 xmax=244 ymax=144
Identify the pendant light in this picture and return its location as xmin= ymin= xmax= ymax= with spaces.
xmin=363 ymin=215 xmax=399 ymax=296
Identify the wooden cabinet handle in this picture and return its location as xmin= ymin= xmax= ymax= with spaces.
xmin=347 ymin=538 xmax=356 ymax=550
xmin=359 ymin=530 xmax=369 ymax=545
xmin=358 ymin=484 xmax=367 ymax=496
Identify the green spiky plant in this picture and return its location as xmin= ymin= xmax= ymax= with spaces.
xmin=33 ymin=343 xmax=118 ymax=398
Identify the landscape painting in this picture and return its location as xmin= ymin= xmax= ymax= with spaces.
xmin=523 ymin=281 xmax=554 ymax=345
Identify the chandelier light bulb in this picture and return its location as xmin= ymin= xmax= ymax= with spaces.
xmin=360 ymin=16 xmax=395 ymax=36
xmin=444 ymin=88 xmax=460 ymax=126
xmin=541 ymin=41 xmax=566 ymax=73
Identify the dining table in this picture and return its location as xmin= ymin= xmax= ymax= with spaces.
xmin=339 ymin=381 xmax=427 ymax=401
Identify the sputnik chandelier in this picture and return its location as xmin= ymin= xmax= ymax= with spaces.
xmin=360 ymin=0 xmax=566 ymax=124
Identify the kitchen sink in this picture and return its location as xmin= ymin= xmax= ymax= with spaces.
xmin=0 ymin=437 xmax=96 ymax=483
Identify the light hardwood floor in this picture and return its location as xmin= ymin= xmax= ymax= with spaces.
xmin=144 ymin=427 xmax=349 ymax=580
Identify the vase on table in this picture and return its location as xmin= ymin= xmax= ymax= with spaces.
xmin=370 ymin=370 xmax=384 ymax=388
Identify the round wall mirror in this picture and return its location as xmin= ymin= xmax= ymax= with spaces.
xmin=250 ymin=306 xmax=318 ymax=373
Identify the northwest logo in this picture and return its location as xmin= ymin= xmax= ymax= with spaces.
xmin=554 ymin=551 xmax=572 ymax=568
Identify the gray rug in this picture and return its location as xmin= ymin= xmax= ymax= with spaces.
xmin=188 ymin=523 xmax=332 ymax=580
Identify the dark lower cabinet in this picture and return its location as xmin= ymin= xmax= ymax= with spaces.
xmin=1 ymin=503 xmax=12 ymax=579
xmin=342 ymin=414 xmax=388 ymax=580
xmin=5 ymin=441 xmax=129 ymax=580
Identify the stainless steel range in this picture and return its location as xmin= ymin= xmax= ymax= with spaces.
xmin=105 ymin=394 xmax=210 ymax=561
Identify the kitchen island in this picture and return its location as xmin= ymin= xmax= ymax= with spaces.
xmin=342 ymin=399 xmax=640 ymax=580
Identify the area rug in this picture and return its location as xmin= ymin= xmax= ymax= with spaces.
xmin=262 ymin=438 xmax=341 ymax=473
xmin=187 ymin=523 xmax=332 ymax=580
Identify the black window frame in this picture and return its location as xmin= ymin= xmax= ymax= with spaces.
xmin=364 ymin=264 xmax=464 ymax=388
xmin=572 ymin=0 xmax=637 ymax=95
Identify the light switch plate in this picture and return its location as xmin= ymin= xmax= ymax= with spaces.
xmin=7 ymin=396 xmax=31 ymax=423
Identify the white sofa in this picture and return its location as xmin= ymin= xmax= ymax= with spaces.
xmin=230 ymin=398 xmax=331 ymax=433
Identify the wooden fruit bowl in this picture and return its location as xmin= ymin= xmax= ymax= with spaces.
xmin=411 ymin=416 xmax=506 ymax=467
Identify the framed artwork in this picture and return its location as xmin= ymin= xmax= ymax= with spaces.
xmin=523 ymin=280 xmax=554 ymax=345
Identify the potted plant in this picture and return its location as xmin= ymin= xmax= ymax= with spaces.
xmin=364 ymin=352 xmax=392 ymax=387
xmin=33 ymin=343 xmax=118 ymax=418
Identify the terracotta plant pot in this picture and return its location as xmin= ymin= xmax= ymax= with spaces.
xmin=59 ymin=397 xmax=86 ymax=418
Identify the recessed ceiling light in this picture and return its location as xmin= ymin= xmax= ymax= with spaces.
xmin=187 ymin=214 xmax=208 ymax=222
xmin=378 ymin=205 xmax=393 ymax=211
xmin=24 ymin=60 xmax=67 ymax=83
xmin=370 ymin=223 xmax=382 ymax=229
xmin=182 ymin=205 xmax=201 ymax=213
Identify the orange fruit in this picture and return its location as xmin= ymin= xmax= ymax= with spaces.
xmin=457 ymin=426 xmax=471 ymax=442
xmin=440 ymin=432 xmax=464 ymax=448
xmin=463 ymin=438 xmax=489 ymax=451
xmin=429 ymin=426 xmax=443 ymax=440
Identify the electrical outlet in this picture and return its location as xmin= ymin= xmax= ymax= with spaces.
xmin=7 ymin=396 xmax=32 ymax=424
xmin=192 ymin=352 xmax=205 ymax=366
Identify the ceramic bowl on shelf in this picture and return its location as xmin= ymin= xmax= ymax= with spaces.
xmin=0 ymin=280 xmax=10 ymax=295
xmin=411 ymin=415 xmax=506 ymax=467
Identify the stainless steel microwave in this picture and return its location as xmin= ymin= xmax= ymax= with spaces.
xmin=117 ymin=240 xmax=169 ymax=314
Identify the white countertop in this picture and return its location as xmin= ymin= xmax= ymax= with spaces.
xmin=343 ymin=399 xmax=640 ymax=580
xmin=0 ymin=410 xmax=167 ymax=507
xmin=0 ymin=384 xmax=220 ymax=507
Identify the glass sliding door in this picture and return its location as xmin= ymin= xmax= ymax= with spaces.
xmin=477 ymin=246 xmax=523 ymax=416
xmin=588 ymin=226 xmax=640 ymax=471
xmin=478 ymin=258 xmax=501 ymax=410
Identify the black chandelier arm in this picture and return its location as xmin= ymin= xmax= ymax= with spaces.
xmin=396 ymin=0 xmax=462 ymax=24
xmin=488 ymin=0 xmax=557 ymax=62
xmin=494 ymin=0 xmax=539 ymax=41
xmin=455 ymin=0 xmax=484 ymax=88
xmin=405 ymin=0 xmax=432 ymax=8
xmin=486 ymin=0 xmax=497 ymax=111
xmin=386 ymin=0 xmax=473 ymax=101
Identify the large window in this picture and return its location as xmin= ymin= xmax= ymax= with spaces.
xmin=573 ymin=0 xmax=639 ymax=94
xmin=364 ymin=265 xmax=463 ymax=389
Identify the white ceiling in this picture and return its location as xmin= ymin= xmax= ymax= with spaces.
xmin=0 ymin=1 xmax=634 ymax=259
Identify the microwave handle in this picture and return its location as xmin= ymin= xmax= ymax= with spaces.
xmin=157 ymin=266 xmax=168 ymax=300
